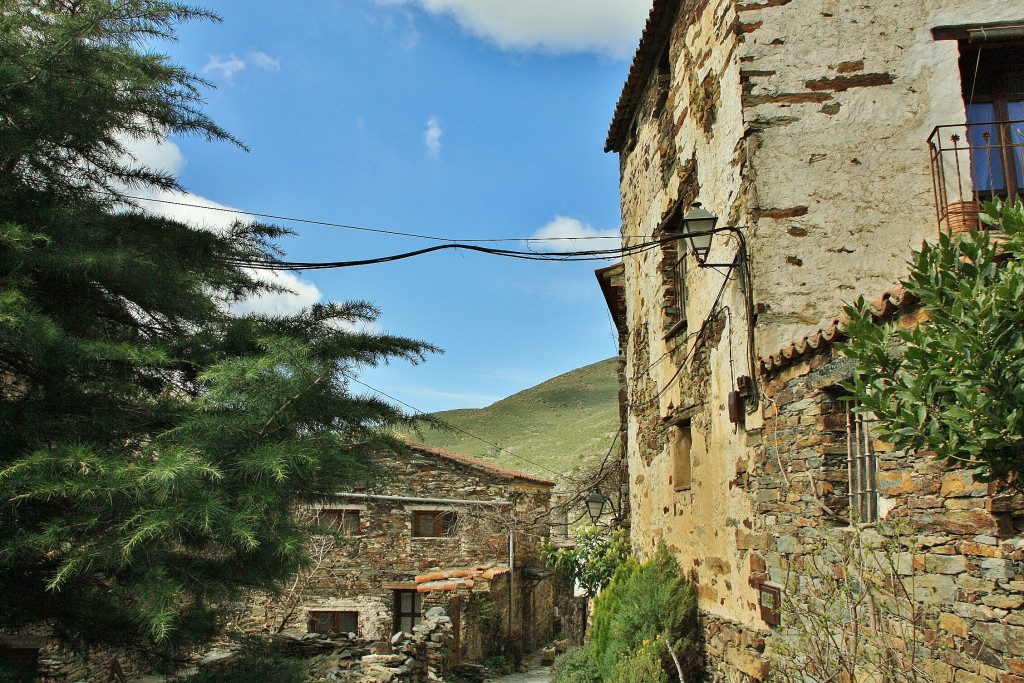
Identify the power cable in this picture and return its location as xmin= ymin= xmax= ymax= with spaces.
xmin=228 ymin=236 xmax=677 ymax=271
xmin=116 ymin=193 xmax=632 ymax=243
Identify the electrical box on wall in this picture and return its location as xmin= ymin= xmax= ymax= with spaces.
xmin=758 ymin=582 xmax=782 ymax=626
xmin=728 ymin=390 xmax=743 ymax=424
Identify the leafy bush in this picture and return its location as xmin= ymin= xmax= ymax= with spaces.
xmin=607 ymin=643 xmax=668 ymax=683
xmin=840 ymin=197 xmax=1024 ymax=489
xmin=552 ymin=645 xmax=600 ymax=683
xmin=541 ymin=526 xmax=631 ymax=597
xmin=590 ymin=543 xmax=700 ymax=681
xmin=181 ymin=653 xmax=307 ymax=683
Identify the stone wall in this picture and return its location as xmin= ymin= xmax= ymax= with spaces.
xmin=247 ymin=444 xmax=557 ymax=664
xmin=757 ymin=321 xmax=1024 ymax=682
xmin=608 ymin=0 xmax=1024 ymax=680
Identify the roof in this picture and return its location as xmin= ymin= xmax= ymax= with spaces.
xmin=758 ymin=287 xmax=919 ymax=374
xmin=595 ymin=262 xmax=626 ymax=332
xmin=414 ymin=563 xmax=511 ymax=593
xmin=404 ymin=442 xmax=555 ymax=488
xmin=606 ymin=0 xmax=681 ymax=153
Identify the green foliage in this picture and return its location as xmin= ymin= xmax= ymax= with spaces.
xmin=607 ymin=643 xmax=668 ymax=683
xmin=768 ymin=524 xmax=926 ymax=683
xmin=0 ymin=0 xmax=436 ymax=655
xmin=590 ymin=544 xmax=700 ymax=682
xmin=552 ymin=645 xmax=600 ymax=683
xmin=839 ymin=197 xmax=1024 ymax=488
xmin=401 ymin=358 xmax=620 ymax=480
xmin=181 ymin=655 xmax=307 ymax=683
xmin=541 ymin=526 xmax=631 ymax=597
xmin=589 ymin=557 xmax=638 ymax=664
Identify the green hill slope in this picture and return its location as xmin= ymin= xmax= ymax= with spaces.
xmin=403 ymin=358 xmax=620 ymax=484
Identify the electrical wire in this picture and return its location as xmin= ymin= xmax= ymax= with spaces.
xmin=116 ymin=193 xmax=635 ymax=243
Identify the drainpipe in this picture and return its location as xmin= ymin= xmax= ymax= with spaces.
xmin=508 ymin=529 xmax=515 ymax=634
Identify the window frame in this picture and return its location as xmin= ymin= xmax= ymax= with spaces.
xmin=410 ymin=509 xmax=458 ymax=538
xmin=393 ymin=590 xmax=422 ymax=635
xmin=308 ymin=610 xmax=358 ymax=636
xmin=314 ymin=508 xmax=362 ymax=536
xmin=959 ymin=43 xmax=1024 ymax=199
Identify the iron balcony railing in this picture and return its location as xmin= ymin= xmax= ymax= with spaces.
xmin=928 ymin=119 xmax=1024 ymax=233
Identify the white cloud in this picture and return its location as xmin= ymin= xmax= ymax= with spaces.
xmin=376 ymin=0 xmax=650 ymax=57
xmin=117 ymin=136 xmax=324 ymax=317
xmin=424 ymin=116 xmax=442 ymax=159
xmin=247 ymin=50 xmax=281 ymax=71
xmin=231 ymin=268 xmax=322 ymax=317
xmin=203 ymin=53 xmax=246 ymax=82
xmin=525 ymin=215 xmax=620 ymax=254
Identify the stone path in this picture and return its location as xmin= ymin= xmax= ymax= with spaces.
xmin=486 ymin=653 xmax=555 ymax=683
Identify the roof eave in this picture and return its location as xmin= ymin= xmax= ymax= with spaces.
xmin=605 ymin=0 xmax=682 ymax=153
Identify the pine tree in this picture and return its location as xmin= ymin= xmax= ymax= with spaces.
xmin=0 ymin=1 xmax=438 ymax=652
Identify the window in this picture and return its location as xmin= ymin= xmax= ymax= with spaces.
xmin=660 ymin=200 xmax=691 ymax=338
xmin=959 ymin=43 xmax=1024 ymax=198
xmin=315 ymin=508 xmax=361 ymax=536
xmin=411 ymin=510 xmax=457 ymax=538
xmin=670 ymin=422 xmax=692 ymax=491
xmin=308 ymin=610 xmax=358 ymax=636
xmin=843 ymin=401 xmax=878 ymax=524
xmin=393 ymin=590 xmax=421 ymax=634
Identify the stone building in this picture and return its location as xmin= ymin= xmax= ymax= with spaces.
xmin=250 ymin=442 xmax=577 ymax=666
xmin=600 ymin=0 xmax=1024 ymax=680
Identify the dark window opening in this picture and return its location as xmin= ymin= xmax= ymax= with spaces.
xmin=308 ymin=610 xmax=358 ymax=636
xmin=412 ymin=510 xmax=458 ymax=538
xmin=959 ymin=43 xmax=1024 ymax=198
xmin=393 ymin=590 xmax=422 ymax=635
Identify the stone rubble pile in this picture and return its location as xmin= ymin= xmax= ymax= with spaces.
xmin=357 ymin=607 xmax=453 ymax=683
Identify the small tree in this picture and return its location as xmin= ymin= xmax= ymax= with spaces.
xmin=0 ymin=1 xmax=437 ymax=654
xmin=840 ymin=197 xmax=1024 ymax=489
xmin=540 ymin=525 xmax=630 ymax=598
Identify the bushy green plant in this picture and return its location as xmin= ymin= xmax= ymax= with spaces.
xmin=181 ymin=655 xmax=307 ymax=683
xmin=590 ymin=543 xmax=700 ymax=682
xmin=552 ymin=645 xmax=599 ymax=683
xmin=541 ymin=526 xmax=631 ymax=597
xmin=607 ymin=642 xmax=668 ymax=683
xmin=589 ymin=556 xmax=638 ymax=665
xmin=840 ymin=197 xmax=1024 ymax=489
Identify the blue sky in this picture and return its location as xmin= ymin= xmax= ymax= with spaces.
xmin=133 ymin=1 xmax=651 ymax=413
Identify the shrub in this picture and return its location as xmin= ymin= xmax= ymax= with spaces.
xmin=591 ymin=542 xmax=700 ymax=681
xmin=607 ymin=643 xmax=668 ymax=683
xmin=181 ymin=654 xmax=307 ymax=683
xmin=552 ymin=645 xmax=600 ymax=683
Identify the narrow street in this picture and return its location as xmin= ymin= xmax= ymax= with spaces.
xmin=486 ymin=653 xmax=554 ymax=683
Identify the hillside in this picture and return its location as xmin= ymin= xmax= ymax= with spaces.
xmin=402 ymin=358 xmax=620 ymax=484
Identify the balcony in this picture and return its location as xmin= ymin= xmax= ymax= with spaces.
xmin=928 ymin=119 xmax=1024 ymax=233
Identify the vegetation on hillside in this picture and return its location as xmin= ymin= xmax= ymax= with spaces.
xmin=405 ymin=357 xmax=620 ymax=481
xmin=0 ymin=0 xmax=435 ymax=653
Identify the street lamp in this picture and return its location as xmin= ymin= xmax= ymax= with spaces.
xmin=585 ymin=488 xmax=608 ymax=524
xmin=680 ymin=202 xmax=719 ymax=264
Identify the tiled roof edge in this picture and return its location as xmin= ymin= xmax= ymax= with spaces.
xmin=606 ymin=0 xmax=680 ymax=153
xmin=404 ymin=442 xmax=555 ymax=487
xmin=758 ymin=286 xmax=919 ymax=374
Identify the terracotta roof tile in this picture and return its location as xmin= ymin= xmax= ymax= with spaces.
xmin=404 ymin=442 xmax=555 ymax=487
xmin=606 ymin=0 xmax=680 ymax=153
xmin=758 ymin=286 xmax=919 ymax=374
xmin=414 ymin=564 xmax=510 ymax=592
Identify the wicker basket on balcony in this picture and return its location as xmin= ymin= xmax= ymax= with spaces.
xmin=946 ymin=200 xmax=981 ymax=234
